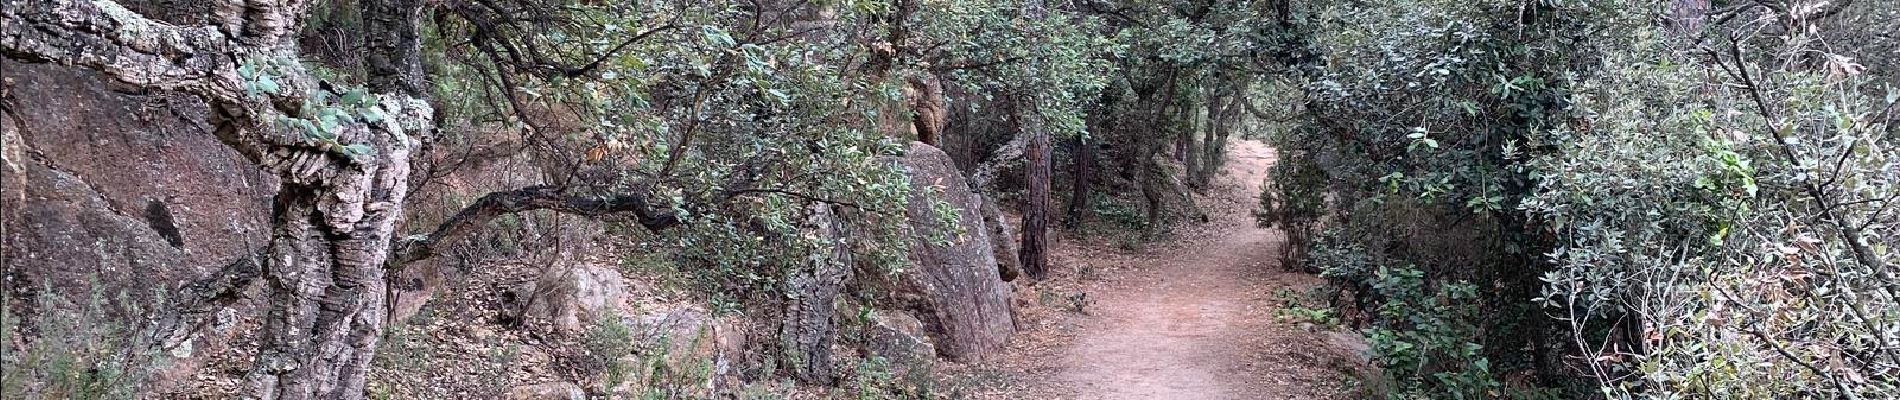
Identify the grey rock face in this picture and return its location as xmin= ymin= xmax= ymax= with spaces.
xmin=980 ymin=195 xmax=1023 ymax=282
xmin=892 ymin=142 xmax=1015 ymax=361
xmin=2 ymin=62 xmax=277 ymax=391
xmin=517 ymin=264 xmax=628 ymax=334
xmin=863 ymin=310 xmax=936 ymax=376
xmin=3 ymin=62 xmax=276 ymax=304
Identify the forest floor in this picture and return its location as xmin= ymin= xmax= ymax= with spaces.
xmin=940 ymin=140 xmax=1373 ymax=399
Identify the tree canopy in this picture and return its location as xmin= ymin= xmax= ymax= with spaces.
xmin=4 ymin=0 xmax=1896 ymax=398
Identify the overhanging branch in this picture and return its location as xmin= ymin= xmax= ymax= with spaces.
xmin=388 ymin=185 xmax=679 ymax=267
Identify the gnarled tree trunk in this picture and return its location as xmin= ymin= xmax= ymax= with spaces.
xmin=2 ymin=1 xmax=432 ymax=398
xmin=777 ymin=204 xmax=851 ymax=384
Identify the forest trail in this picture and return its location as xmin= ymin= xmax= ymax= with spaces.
xmin=958 ymin=140 xmax=1367 ymax=399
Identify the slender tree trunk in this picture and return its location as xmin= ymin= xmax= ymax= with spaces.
xmin=1142 ymin=73 xmax=1182 ymax=227
xmin=1174 ymin=110 xmax=1192 ymax=163
xmin=1067 ymin=91 xmax=1119 ymax=229
xmin=1197 ymin=90 xmax=1233 ymax=189
xmin=1198 ymin=115 xmax=1218 ymax=188
xmin=1139 ymin=144 xmax=1163 ymax=229
xmin=1017 ymin=0 xmax=1050 ymax=280
xmin=1065 ymin=133 xmax=1095 ymax=229
xmin=1018 ymin=108 xmax=1051 ymax=280
xmin=1182 ymin=104 xmax=1201 ymax=189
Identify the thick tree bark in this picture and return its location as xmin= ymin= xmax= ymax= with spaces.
xmin=1065 ymin=134 xmax=1095 ymax=228
xmin=778 ymin=204 xmax=851 ymax=384
xmin=3 ymin=1 xmax=433 ymax=398
xmin=251 ymin=176 xmax=411 ymax=400
xmin=1018 ymin=109 xmax=1051 ymax=280
xmin=363 ymin=0 xmax=428 ymax=98
xmin=1015 ymin=0 xmax=1050 ymax=280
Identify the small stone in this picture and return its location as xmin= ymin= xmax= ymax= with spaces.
xmin=506 ymin=381 xmax=583 ymax=400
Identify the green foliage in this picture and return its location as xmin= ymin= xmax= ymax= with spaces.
xmin=1271 ymin=287 xmax=1339 ymax=327
xmin=1091 ymin=193 xmax=1150 ymax=231
xmin=412 ymin=1 xmax=935 ymax=308
xmin=1357 ymin=266 xmax=1499 ymax=399
xmin=394 ymin=0 xmax=1304 ymax=321
xmin=1521 ymin=6 xmax=1900 ymax=398
xmin=847 ymin=355 xmax=937 ymax=400
xmin=273 ymin=86 xmax=389 ymax=161
xmin=1 ymin=282 xmax=166 ymax=400
xmin=1257 ymin=154 xmax=1328 ymax=270
xmin=237 ymin=56 xmax=287 ymax=97
xmin=584 ymin=315 xmax=639 ymax=391
xmin=927 ymin=0 xmax=1116 ymax=138
xmin=585 ymin=314 xmax=723 ymax=399
xmin=1271 ymin=0 xmax=1900 ymax=398
xmin=1262 ymin=0 xmax=1627 ymax=395
xmin=923 ymin=186 xmax=967 ymax=248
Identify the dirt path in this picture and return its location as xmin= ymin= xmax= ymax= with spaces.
xmin=949 ymin=140 xmax=1366 ymax=399
xmin=1051 ymin=223 xmax=1290 ymax=399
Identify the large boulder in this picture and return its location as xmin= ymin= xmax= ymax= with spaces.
xmin=517 ymin=264 xmax=628 ymax=334
xmin=979 ymin=196 xmax=1023 ymax=282
xmin=891 ymin=142 xmax=1015 ymax=361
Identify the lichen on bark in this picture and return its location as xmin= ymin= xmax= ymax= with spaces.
xmin=3 ymin=1 xmax=434 ymax=398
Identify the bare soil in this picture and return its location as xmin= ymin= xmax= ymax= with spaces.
xmin=941 ymin=140 xmax=1370 ymax=399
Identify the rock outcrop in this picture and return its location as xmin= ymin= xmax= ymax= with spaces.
xmin=862 ymin=310 xmax=936 ymax=377
xmin=890 ymin=142 xmax=1016 ymax=361
xmin=609 ymin=306 xmax=750 ymax=397
xmin=980 ymin=196 xmax=1023 ymax=282
xmin=2 ymin=63 xmax=276 ymax=303
xmin=1 ymin=62 xmax=277 ymax=391
xmin=516 ymin=264 xmax=628 ymax=334
xmin=0 ymin=62 xmax=1026 ymax=397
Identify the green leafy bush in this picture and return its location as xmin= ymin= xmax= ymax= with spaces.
xmin=1270 ymin=0 xmax=1900 ymax=398
xmin=1358 ymin=266 xmax=1499 ymax=399
xmin=1 ymin=283 xmax=166 ymax=399
xmin=1523 ymin=7 xmax=1900 ymax=398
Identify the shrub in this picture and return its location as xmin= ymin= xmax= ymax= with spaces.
xmin=1271 ymin=0 xmax=1900 ymax=398
xmin=1524 ymin=9 xmax=1900 ymax=398
xmin=1348 ymin=265 xmax=1499 ymax=399
xmin=1 ymin=282 xmax=166 ymax=399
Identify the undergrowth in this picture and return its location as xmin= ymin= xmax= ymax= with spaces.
xmin=1 ymin=281 xmax=167 ymax=399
